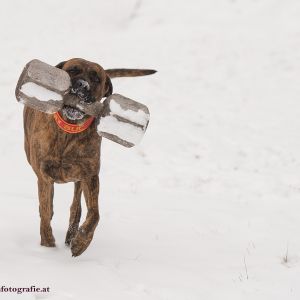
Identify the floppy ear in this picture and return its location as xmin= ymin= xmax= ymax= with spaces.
xmin=55 ymin=61 xmax=66 ymax=69
xmin=104 ymin=75 xmax=113 ymax=97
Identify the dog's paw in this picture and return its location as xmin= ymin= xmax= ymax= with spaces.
xmin=70 ymin=228 xmax=92 ymax=257
xmin=41 ymin=238 xmax=56 ymax=247
xmin=40 ymin=226 xmax=56 ymax=247
xmin=65 ymin=224 xmax=79 ymax=246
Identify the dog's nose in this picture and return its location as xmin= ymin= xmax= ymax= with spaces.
xmin=73 ymin=79 xmax=90 ymax=91
xmin=71 ymin=79 xmax=91 ymax=101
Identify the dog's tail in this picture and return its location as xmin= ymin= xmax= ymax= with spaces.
xmin=105 ymin=68 xmax=157 ymax=78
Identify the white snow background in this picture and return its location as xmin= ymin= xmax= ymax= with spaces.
xmin=0 ymin=0 xmax=300 ymax=299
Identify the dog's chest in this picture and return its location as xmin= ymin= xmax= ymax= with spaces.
xmin=53 ymin=126 xmax=100 ymax=160
xmin=24 ymin=107 xmax=101 ymax=181
xmin=41 ymin=124 xmax=101 ymax=182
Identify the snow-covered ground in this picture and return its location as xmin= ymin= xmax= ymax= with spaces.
xmin=0 ymin=0 xmax=300 ymax=299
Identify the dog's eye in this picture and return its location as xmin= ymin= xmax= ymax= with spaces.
xmin=89 ymin=71 xmax=100 ymax=83
xmin=67 ymin=67 xmax=81 ymax=75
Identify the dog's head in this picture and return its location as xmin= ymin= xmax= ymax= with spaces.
xmin=56 ymin=58 xmax=113 ymax=122
xmin=56 ymin=58 xmax=156 ymax=123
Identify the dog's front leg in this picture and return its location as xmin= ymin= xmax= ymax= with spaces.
xmin=65 ymin=181 xmax=82 ymax=246
xmin=71 ymin=175 xmax=100 ymax=257
xmin=38 ymin=177 xmax=55 ymax=247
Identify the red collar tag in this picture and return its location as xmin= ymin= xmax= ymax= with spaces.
xmin=53 ymin=112 xmax=95 ymax=134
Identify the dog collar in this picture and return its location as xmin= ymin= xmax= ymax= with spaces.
xmin=53 ymin=112 xmax=95 ymax=134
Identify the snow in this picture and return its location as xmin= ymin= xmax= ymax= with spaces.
xmin=98 ymin=115 xmax=144 ymax=145
xmin=97 ymin=95 xmax=150 ymax=146
xmin=109 ymin=97 xmax=149 ymax=125
xmin=20 ymin=82 xmax=63 ymax=101
xmin=1 ymin=0 xmax=300 ymax=299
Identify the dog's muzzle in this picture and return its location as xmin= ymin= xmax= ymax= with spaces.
xmin=71 ymin=79 xmax=91 ymax=103
xmin=62 ymin=79 xmax=91 ymax=120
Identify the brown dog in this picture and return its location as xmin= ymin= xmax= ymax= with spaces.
xmin=23 ymin=58 xmax=156 ymax=256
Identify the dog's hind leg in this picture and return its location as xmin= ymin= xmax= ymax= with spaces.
xmin=65 ymin=182 xmax=82 ymax=246
xmin=38 ymin=177 xmax=55 ymax=247
xmin=71 ymin=175 xmax=100 ymax=257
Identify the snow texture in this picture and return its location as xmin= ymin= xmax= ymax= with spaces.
xmin=97 ymin=97 xmax=149 ymax=145
xmin=110 ymin=99 xmax=149 ymax=126
xmin=20 ymin=82 xmax=63 ymax=101
xmin=1 ymin=0 xmax=300 ymax=300
xmin=62 ymin=106 xmax=85 ymax=121
xmin=98 ymin=115 xmax=144 ymax=145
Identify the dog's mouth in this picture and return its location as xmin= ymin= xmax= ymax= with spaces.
xmin=62 ymin=105 xmax=85 ymax=121
xmin=62 ymin=79 xmax=98 ymax=120
xmin=70 ymin=88 xmax=91 ymax=103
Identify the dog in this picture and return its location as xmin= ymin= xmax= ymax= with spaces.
xmin=23 ymin=58 xmax=156 ymax=256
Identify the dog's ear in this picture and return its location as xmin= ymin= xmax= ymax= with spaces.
xmin=55 ymin=61 xmax=67 ymax=69
xmin=104 ymin=75 xmax=113 ymax=97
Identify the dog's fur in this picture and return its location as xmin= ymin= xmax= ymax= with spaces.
xmin=23 ymin=58 xmax=155 ymax=256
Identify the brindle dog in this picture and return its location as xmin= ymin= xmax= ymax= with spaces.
xmin=23 ymin=58 xmax=156 ymax=256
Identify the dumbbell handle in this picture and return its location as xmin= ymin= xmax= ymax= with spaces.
xmin=63 ymin=94 xmax=105 ymax=117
